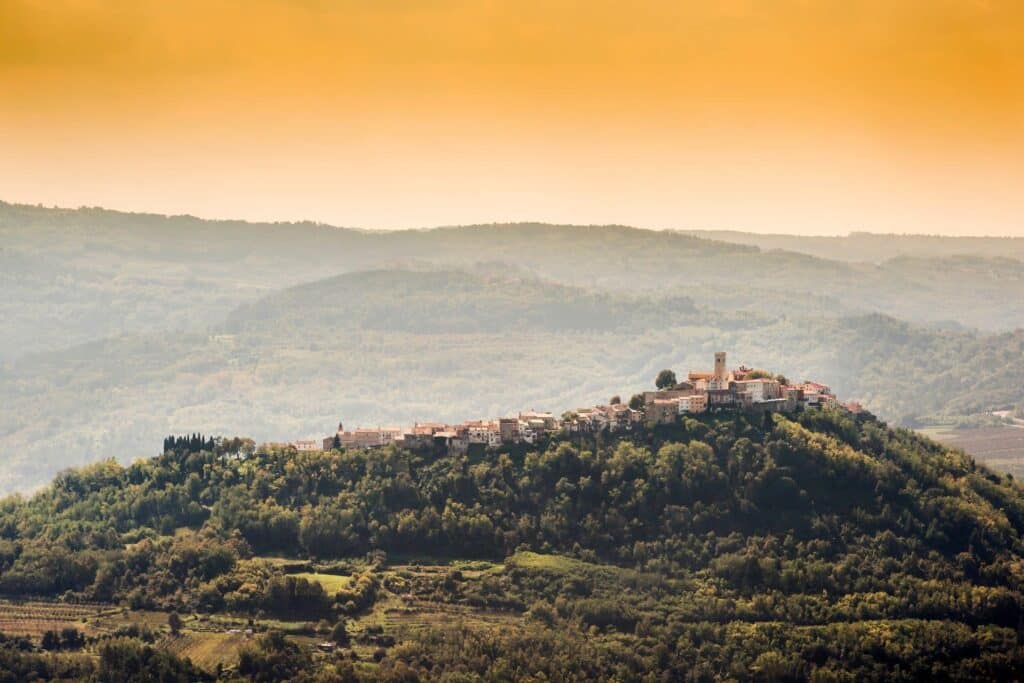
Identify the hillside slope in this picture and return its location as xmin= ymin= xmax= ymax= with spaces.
xmin=1 ymin=410 xmax=1023 ymax=680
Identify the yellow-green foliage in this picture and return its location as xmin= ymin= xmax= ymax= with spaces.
xmin=334 ymin=572 xmax=379 ymax=613
xmin=506 ymin=551 xmax=584 ymax=573
xmin=773 ymin=417 xmax=887 ymax=476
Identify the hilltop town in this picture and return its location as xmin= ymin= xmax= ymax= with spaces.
xmin=285 ymin=352 xmax=861 ymax=455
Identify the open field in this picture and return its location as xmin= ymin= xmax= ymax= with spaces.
xmin=161 ymin=630 xmax=252 ymax=672
xmin=0 ymin=597 xmax=114 ymax=641
xmin=506 ymin=550 xmax=587 ymax=573
xmin=919 ymin=426 xmax=1024 ymax=478
xmin=86 ymin=608 xmax=173 ymax=634
xmin=289 ymin=571 xmax=352 ymax=593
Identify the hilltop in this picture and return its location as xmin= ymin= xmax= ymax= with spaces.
xmin=0 ymin=409 xmax=1023 ymax=680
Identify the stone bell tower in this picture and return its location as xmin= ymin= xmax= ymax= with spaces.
xmin=714 ymin=351 xmax=727 ymax=381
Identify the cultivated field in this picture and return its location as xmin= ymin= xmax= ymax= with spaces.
xmin=920 ymin=426 xmax=1024 ymax=477
xmin=379 ymin=600 xmax=520 ymax=636
xmin=162 ymin=630 xmax=252 ymax=671
xmin=0 ymin=597 xmax=114 ymax=640
xmin=356 ymin=560 xmax=521 ymax=641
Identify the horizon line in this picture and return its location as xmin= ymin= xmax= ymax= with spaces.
xmin=3 ymin=197 xmax=1023 ymax=241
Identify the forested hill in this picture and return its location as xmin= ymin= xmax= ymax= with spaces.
xmin=224 ymin=269 xmax=698 ymax=334
xmin=3 ymin=409 xmax=1024 ymax=680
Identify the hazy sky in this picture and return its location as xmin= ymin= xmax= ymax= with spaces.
xmin=2 ymin=1 xmax=1022 ymax=235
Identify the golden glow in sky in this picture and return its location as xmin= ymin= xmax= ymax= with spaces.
xmin=2 ymin=1 xmax=1022 ymax=234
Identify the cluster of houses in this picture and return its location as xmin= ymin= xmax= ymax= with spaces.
xmin=287 ymin=352 xmax=859 ymax=454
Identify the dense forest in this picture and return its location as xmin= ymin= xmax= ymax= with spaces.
xmin=0 ymin=410 xmax=1023 ymax=679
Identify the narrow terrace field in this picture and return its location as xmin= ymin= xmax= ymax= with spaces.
xmin=343 ymin=558 xmax=520 ymax=656
xmin=87 ymin=608 xmax=171 ymax=633
xmin=378 ymin=600 xmax=520 ymax=636
xmin=0 ymin=597 xmax=114 ymax=640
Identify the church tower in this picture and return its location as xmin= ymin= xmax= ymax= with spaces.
xmin=714 ymin=351 xmax=727 ymax=380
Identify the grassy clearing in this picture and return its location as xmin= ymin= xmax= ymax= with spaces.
xmin=256 ymin=555 xmax=312 ymax=567
xmin=505 ymin=550 xmax=590 ymax=573
xmin=289 ymin=571 xmax=352 ymax=593
xmin=449 ymin=559 xmax=503 ymax=576
xmin=162 ymin=630 xmax=251 ymax=671
xmin=505 ymin=550 xmax=679 ymax=593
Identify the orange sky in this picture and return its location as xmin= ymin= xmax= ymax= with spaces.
xmin=2 ymin=1 xmax=1022 ymax=234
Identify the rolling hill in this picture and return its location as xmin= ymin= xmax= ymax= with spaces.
xmin=223 ymin=269 xmax=699 ymax=335
xmin=6 ymin=202 xmax=1024 ymax=364
xmin=0 ymin=410 xmax=1022 ymax=680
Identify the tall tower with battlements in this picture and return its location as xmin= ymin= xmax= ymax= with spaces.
xmin=714 ymin=352 xmax=727 ymax=380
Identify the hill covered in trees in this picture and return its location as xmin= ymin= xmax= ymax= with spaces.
xmin=0 ymin=409 xmax=1023 ymax=680
xmin=224 ymin=269 xmax=699 ymax=335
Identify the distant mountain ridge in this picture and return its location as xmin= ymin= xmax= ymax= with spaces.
xmin=6 ymin=201 xmax=1024 ymax=363
xmin=682 ymin=229 xmax=1024 ymax=263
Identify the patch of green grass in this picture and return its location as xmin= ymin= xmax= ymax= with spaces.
xmin=505 ymin=551 xmax=587 ymax=573
xmin=289 ymin=572 xmax=352 ymax=593
xmin=506 ymin=551 xmax=679 ymax=593
xmin=450 ymin=559 xmax=501 ymax=573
